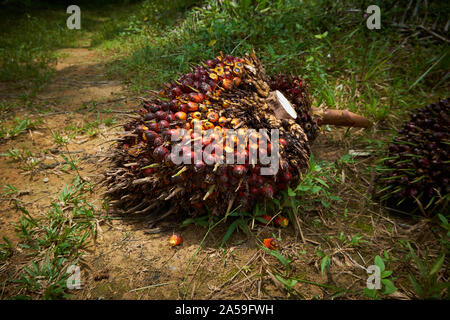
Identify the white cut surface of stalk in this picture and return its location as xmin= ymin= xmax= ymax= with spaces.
xmin=275 ymin=90 xmax=297 ymax=119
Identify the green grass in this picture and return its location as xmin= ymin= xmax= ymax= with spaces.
xmin=6 ymin=176 xmax=101 ymax=299
xmin=91 ymin=0 xmax=449 ymax=125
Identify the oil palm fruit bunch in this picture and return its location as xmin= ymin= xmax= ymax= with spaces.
xmin=378 ymin=98 xmax=449 ymax=216
xmin=104 ymin=52 xmax=370 ymax=219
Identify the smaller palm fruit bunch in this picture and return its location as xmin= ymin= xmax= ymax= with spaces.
xmin=268 ymin=73 xmax=319 ymax=142
xmin=378 ymin=98 xmax=449 ymax=216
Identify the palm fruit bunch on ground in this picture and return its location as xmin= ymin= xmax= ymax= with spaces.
xmin=105 ymin=52 xmax=313 ymax=217
xmin=378 ymin=98 xmax=449 ymax=216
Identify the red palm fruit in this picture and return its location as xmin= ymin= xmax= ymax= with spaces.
xmin=248 ymin=173 xmax=258 ymax=185
xmin=222 ymin=100 xmax=230 ymax=108
xmin=153 ymin=137 xmax=163 ymax=146
xmin=274 ymin=216 xmax=289 ymax=228
xmin=160 ymin=101 xmax=169 ymax=111
xmin=263 ymin=238 xmax=279 ymax=250
xmin=148 ymin=122 xmax=159 ymax=132
xmin=169 ymin=233 xmax=182 ymax=247
xmin=261 ymin=184 xmax=274 ymax=198
xmin=144 ymin=112 xmax=156 ymax=121
xmin=205 ymin=59 xmax=215 ymax=67
xmin=194 ymin=161 xmax=206 ymax=172
xmin=259 ymin=214 xmax=272 ymax=225
xmin=153 ymin=146 xmax=168 ymax=160
xmin=168 ymin=129 xmax=181 ymax=141
xmin=155 ymin=110 xmax=166 ymax=120
xmin=167 ymin=113 xmax=176 ymax=122
xmin=200 ymin=82 xmax=211 ymax=93
xmin=143 ymin=130 xmax=158 ymax=142
xmin=250 ymin=186 xmax=260 ymax=197
xmin=251 ymin=165 xmax=261 ymax=174
xmin=174 ymin=112 xmax=187 ymax=121
xmin=143 ymin=168 xmax=156 ymax=176
xmin=180 ymin=104 xmax=190 ymax=113
xmin=170 ymin=99 xmax=179 ymax=112
xmin=205 ymin=153 xmax=218 ymax=165
xmin=281 ymin=171 xmax=292 ymax=183
xmin=233 ymin=165 xmax=247 ymax=177
xmin=232 ymin=77 xmax=241 ymax=86
xmin=199 ymin=104 xmax=208 ymax=113
xmin=150 ymin=104 xmax=160 ymax=113
xmin=207 ymin=111 xmax=219 ymax=123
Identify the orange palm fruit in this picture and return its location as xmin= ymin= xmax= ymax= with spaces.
xmin=222 ymin=78 xmax=233 ymax=90
xmin=218 ymin=116 xmax=227 ymax=126
xmin=169 ymin=233 xmax=182 ymax=247
xmin=187 ymin=102 xmax=199 ymax=112
xmin=232 ymin=77 xmax=241 ymax=86
xmin=263 ymin=238 xmax=279 ymax=250
xmin=192 ymin=111 xmax=202 ymax=120
xmin=230 ymin=118 xmax=241 ymax=128
xmin=174 ymin=111 xmax=187 ymax=121
xmin=203 ymin=121 xmax=214 ymax=130
xmin=274 ymin=216 xmax=289 ymax=228
xmin=259 ymin=214 xmax=272 ymax=225
xmin=199 ymin=104 xmax=209 ymax=113
xmin=207 ymin=111 xmax=219 ymax=123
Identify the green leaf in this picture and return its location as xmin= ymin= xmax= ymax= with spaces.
xmin=381 ymin=279 xmax=397 ymax=295
xmin=429 ymin=253 xmax=445 ymax=276
xmin=220 ymin=219 xmax=239 ymax=248
xmin=275 ymin=274 xmax=297 ymax=290
xmin=287 ymin=187 xmax=296 ymax=197
xmin=262 ymin=246 xmax=291 ymax=273
xmin=374 ymin=255 xmax=385 ymax=272
xmin=381 ymin=270 xmax=392 ymax=278
xmin=320 ymin=255 xmax=330 ymax=275
xmin=314 ymin=177 xmax=329 ymax=188
xmin=438 ymin=214 xmax=448 ymax=227
xmin=363 ymin=288 xmax=378 ymax=299
xmin=408 ymin=274 xmax=424 ymax=298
